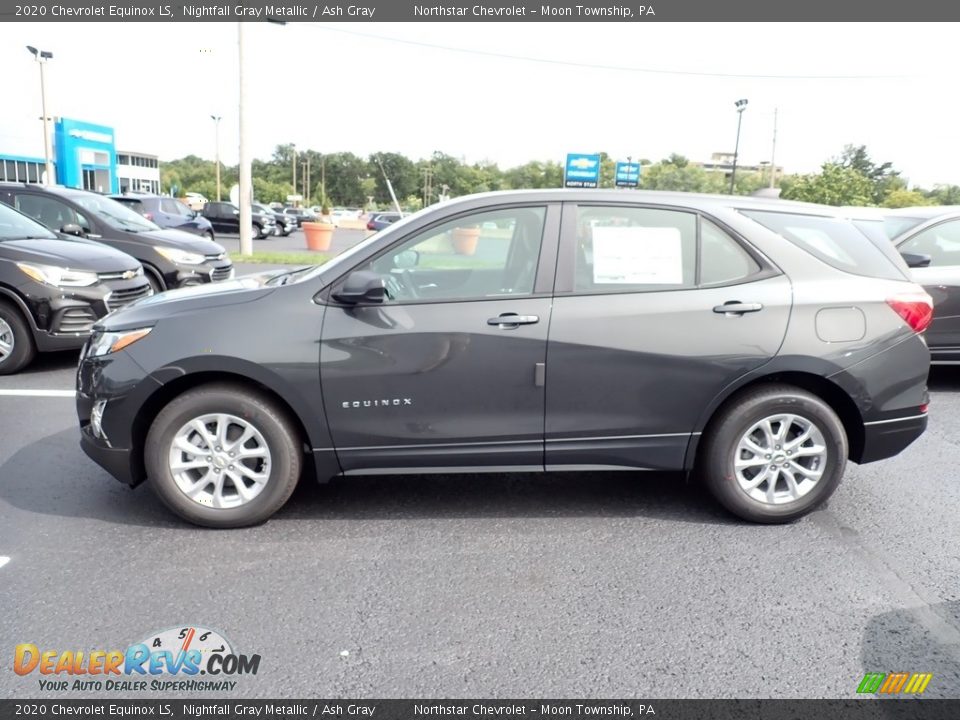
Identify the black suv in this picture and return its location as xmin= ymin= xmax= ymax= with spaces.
xmin=252 ymin=203 xmax=296 ymax=237
xmin=201 ymin=201 xmax=276 ymax=239
xmin=109 ymin=193 xmax=216 ymax=241
xmin=0 ymin=200 xmax=150 ymax=374
xmin=0 ymin=185 xmax=233 ymax=293
xmin=77 ymin=190 xmax=931 ymax=528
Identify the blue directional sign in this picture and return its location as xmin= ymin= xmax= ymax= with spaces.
xmin=564 ymin=153 xmax=601 ymax=188
xmin=615 ymin=162 xmax=641 ymax=188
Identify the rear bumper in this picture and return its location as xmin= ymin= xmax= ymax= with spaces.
xmin=858 ymin=412 xmax=928 ymax=464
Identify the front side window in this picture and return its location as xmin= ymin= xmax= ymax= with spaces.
xmin=900 ymin=219 xmax=960 ymax=267
xmin=70 ymin=193 xmax=159 ymax=233
xmin=352 ymin=206 xmax=547 ymax=303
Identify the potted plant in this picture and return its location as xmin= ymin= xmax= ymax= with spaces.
xmin=303 ymin=202 xmax=335 ymax=252
xmin=451 ymin=225 xmax=481 ymax=256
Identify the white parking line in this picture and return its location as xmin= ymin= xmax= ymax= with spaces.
xmin=0 ymin=557 xmax=9 ymax=570
xmin=0 ymin=390 xmax=75 ymax=398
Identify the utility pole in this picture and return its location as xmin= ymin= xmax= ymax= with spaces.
xmin=305 ymin=155 xmax=311 ymax=205
xmin=769 ymin=107 xmax=778 ymax=189
xmin=211 ymin=115 xmax=222 ymax=201
xmin=237 ymin=23 xmax=253 ymax=255
xmin=422 ymin=166 xmax=433 ymax=206
xmin=291 ymin=143 xmax=297 ymax=202
xmin=320 ymin=156 xmax=326 ymax=205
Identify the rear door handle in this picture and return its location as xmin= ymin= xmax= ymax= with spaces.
xmin=713 ymin=301 xmax=763 ymax=315
xmin=488 ymin=313 xmax=540 ymax=328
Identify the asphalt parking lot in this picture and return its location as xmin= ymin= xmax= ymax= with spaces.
xmin=2 ymin=305 xmax=960 ymax=697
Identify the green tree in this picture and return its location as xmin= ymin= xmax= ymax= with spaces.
xmin=882 ymin=189 xmax=934 ymax=208
xmin=837 ymin=145 xmax=903 ymax=204
xmin=780 ymin=163 xmax=874 ymax=206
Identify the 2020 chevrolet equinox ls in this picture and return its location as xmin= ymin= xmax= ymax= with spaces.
xmin=77 ymin=191 xmax=932 ymax=527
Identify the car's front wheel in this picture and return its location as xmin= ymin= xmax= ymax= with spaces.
xmin=253 ymin=223 xmax=264 ymax=240
xmin=699 ymin=384 xmax=847 ymax=523
xmin=144 ymin=384 xmax=302 ymax=527
xmin=0 ymin=304 xmax=35 ymax=375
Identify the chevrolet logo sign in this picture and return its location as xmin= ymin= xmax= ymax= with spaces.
xmin=570 ymin=158 xmax=598 ymax=169
xmin=122 ymin=270 xmax=137 ymax=280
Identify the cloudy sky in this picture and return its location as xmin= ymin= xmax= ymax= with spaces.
xmin=2 ymin=21 xmax=957 ymax=186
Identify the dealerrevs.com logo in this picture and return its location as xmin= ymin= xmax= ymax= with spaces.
xmin=14 ymin=626 xmax=260 ymax=692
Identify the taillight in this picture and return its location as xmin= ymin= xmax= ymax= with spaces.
xmin=886 ymin=292 xmax=933 ymax=333
xmin=920 ymin=403 xmax=929 ymax=414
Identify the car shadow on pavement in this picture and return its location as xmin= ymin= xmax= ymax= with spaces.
xmin=11 ymin=350 xmax=80 ymax=376
xmin=0 ymin=428 xmax=739 ymax=528
xmin=861 ymin=601 xmax=960 ymax=699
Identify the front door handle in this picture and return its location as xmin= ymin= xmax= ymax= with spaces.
xmin=713 ymin=301 xmax=763 ymax=315
xmin=487 ymin=313 xmax=540 ymax=329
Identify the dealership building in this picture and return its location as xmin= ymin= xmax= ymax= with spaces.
xmin=0 ymin=117 xmax=160 ymax=194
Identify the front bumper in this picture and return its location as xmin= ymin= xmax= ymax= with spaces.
xmin=169 ymin=258 xmax=234 ymax=287
xmin=76 ymin=349 xmax=160 ymax=486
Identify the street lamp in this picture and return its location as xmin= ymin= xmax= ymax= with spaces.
xmin=26 ymin=46 xmax=54 ymax=186
xmin=729 ymin=98 xmax=748 ymax=194
xmin=210 ymin=115 xmax=222 ymax=201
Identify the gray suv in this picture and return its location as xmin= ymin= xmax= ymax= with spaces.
xmin=76 ymin=190 xmax=931 ymax=528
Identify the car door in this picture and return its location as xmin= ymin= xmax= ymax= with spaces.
xmin=897 ymin=217 xmax=960 ymax=357
xmin=544 ymin=203 xmax=792 ymax=471
xmin=320 ymin=203 xmax=560 ymax=473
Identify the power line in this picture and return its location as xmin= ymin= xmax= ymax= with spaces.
xmin=293 ymin=24 xmax=908 ymax=80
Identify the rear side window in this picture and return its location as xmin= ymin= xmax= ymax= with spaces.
xmin=741 ymin=210 xmax=908 ymax=281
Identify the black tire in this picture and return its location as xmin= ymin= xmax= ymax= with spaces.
xmin=145 ymin=271 xmax=164 ymax=295
xmin=699 ymin=384 xmax=847 ymax=524
xmin=144 ymin=384 xmax=302 ymax=528
xmin=0 ymin=303 xmax=36 ymax=375
xmin=253 ymin=223 xmax=264 ymax=240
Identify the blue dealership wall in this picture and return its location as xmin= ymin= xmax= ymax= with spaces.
xmin=53 ymin=118 xmax=118 ymax=193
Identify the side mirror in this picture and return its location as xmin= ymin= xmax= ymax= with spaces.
xmin=232 ymin=209 xmax=240 ymax=215
xmin=332 ymin=271 xmax=387 ymax=304
xmin=394 ymin=249 xmax=420 ymax=268
xmin=901 ymin=252 xmax=932 ymax=269
xmin=60 ymin=223 xmax=84 ymax=237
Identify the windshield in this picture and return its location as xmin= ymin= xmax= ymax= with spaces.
xmin=0 ymin=202 xmax=58 ymax=241
xmin=70 ymin=193 xmax=161 ymax=232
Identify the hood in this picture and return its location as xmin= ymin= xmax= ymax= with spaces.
xmin=1 ymin=238 xmax=139 ymax=272
xmin=97 ymin=276 xmax=275 ymax=329
xmin=134 ymin=228 xmax=226 ymax=255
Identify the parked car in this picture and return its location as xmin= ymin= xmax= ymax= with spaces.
xmin=845 ymin=205 xmax=960 ymax=364
xmin=0 ymin=200 xmax=151 ymax=374
xmin=366 ymin=211 xmax=402 ymax=231
xmin=330 ymin=207 xmax=363 ymax=227
xmin=109 ymin=193 xmax=216 ymax=241
xmin=0 ymin=184 xmax=233 ymax=294
xmin=77 ymin=190 xmax=931 ymax=528
xmin=201 ymin=201 xmax=276 ymax=240
xmin=282 ymin=207 xmax=317 ymax=227
xmin=252 ymin=203 xmax=295 ymax=237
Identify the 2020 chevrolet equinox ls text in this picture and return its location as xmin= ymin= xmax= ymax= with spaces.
xmin=76 ymin=191 xmax=932 ymax=528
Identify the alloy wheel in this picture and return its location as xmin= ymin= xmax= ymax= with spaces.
xmin=168 ymin=413 xmax=272 ymax=509
xmin=0 ymin=318 xmax=14 ymax=362
xmin=733 ymin=413 xmax=827 ymax=505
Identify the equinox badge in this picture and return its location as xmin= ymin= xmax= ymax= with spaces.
xmin=342 ymin=398 xmax=413 ymax=409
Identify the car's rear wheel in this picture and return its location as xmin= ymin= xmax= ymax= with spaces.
xmin=144 ymin=384 xmax=302 ymax=528
xmin=252 ymin=223 xmax=263 ymax=240
xmin=0 ymin=304 xmax=35 ymax=375
xmin=700 ymin=384 xmax=847 ymax=523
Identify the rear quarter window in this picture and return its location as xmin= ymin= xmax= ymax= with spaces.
xmin=741 ymin=210 xmax=909 ymax=281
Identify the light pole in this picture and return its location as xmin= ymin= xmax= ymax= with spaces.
xmin=210 ymin=115 xmax=222 ymax=201
xmin=26 ymin=46 xmax=54 ymax=186
xmin=729 ymin=98 xmax=748 ymax=194
xmin=291 ymin=143 xmax=297 ymax=203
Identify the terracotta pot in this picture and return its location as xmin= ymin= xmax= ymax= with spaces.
xmin=451 ymin=227 xmax=481 ymax=256
xmin=303 ymin=222 xmax=334 ymax=252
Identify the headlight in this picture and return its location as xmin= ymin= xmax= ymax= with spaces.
xmin=155 ymin=247 xmax=205 ymax=265
xmin=16 ymin=262 xmax=99 ymax=288
xmin=87 ymin=327 xmax=153 ymax=357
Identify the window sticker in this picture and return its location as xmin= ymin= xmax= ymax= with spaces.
xmin=592 ymin=226 xmax=684 ymax=284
